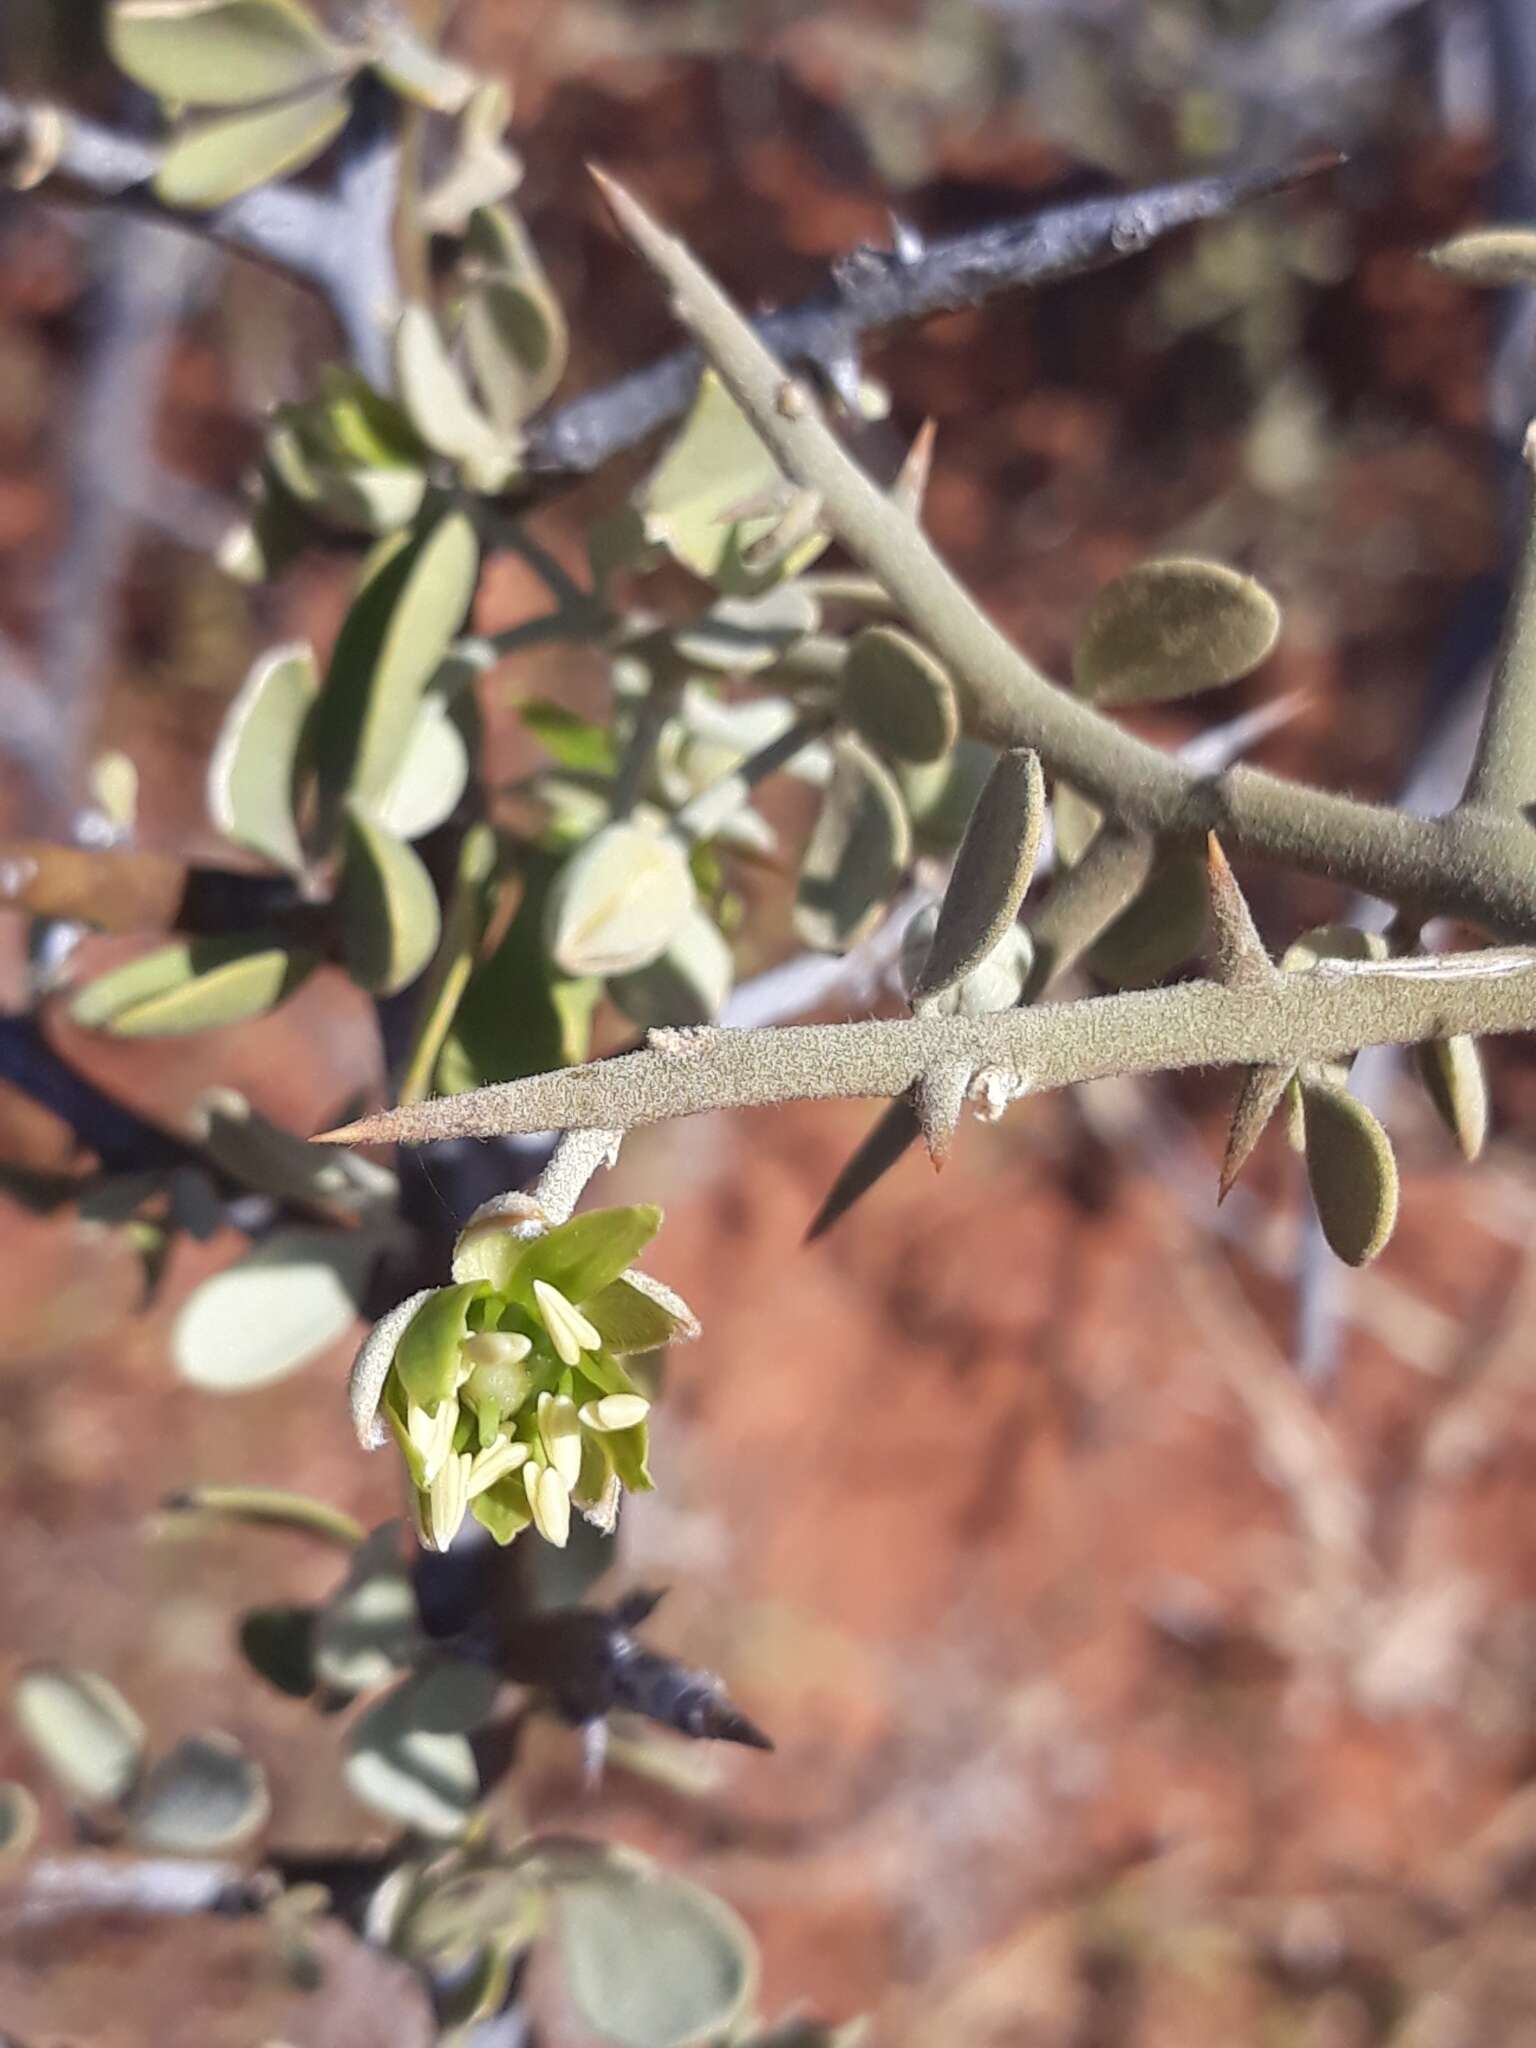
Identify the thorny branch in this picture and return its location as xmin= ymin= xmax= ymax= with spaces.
xmin=318 ymin=944 xmax=1536 ymax=1148
xmin=584 ymin=170 xmax=1536 ymax=938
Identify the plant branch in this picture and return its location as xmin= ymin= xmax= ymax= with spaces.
xmin=316 ymin=946 xmax=1536 ymax=1147
xmin=0 ymin=85 xmax=401 ymax=384
xmin=525 ymin=156 xmax=1338 ymax=479
xmin=587 ymin=170 xmax=1536 ymax=937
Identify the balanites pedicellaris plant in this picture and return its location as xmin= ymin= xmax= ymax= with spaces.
xmin=5 ymin=0 xmax=1536 ymax=2038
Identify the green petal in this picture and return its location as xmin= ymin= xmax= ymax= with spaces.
xmin=583 ymin=1278 xmax=681 ymax=1355
xmin=519 ymin=1205 xmax=663 ymax=1306
xmin=472 ymin=1478 xmax=533 ymax=1544
xmin=602 ymin=1420 xmax=654 ymax=1496
xmin=393 ymin=1281 xmax=487 ymax=1409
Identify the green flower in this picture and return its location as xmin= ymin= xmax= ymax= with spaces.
xmin=348 ymin=1195 xmax=698 ymax=1552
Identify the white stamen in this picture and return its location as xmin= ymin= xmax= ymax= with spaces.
xmin=466 ymin=1437 xmax=530 ymax=1496
xmin=578 ymin=1394 xmax=651 ymax=1433
xmin=533 ymin=1280 xmax=601 ymax=1366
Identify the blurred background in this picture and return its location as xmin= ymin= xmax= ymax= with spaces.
xmin=6 ymin=0 xmax=1536 ymax=2040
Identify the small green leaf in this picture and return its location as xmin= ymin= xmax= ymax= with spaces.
xmin=338 ymin=806 xmax=443 ymax=996
xmin=841 ymin=626 xmax=958 ymax=765
xmin=70 ymin=935 xmax=318 ymax=1037
xmin=898 ymin=736 xmax=997 ymax=853
xmin=163 ymin=1485 xmax=365 ymax=1547
xmin=370 ymin=687 xmax=471 ymax=842
xmin=1426 ymin=228 xmax=1536 ymax=286
xmin=191 ymin=1086 xmax=396 ymax=1213
xmin=207 ymin=641 xmax=316 ymax=872
xmin=172 ymin=1227 xmax=377 ymax=1390
xmin=546 ymin=823 xmax=696 ymax=978
xmin=394 ymin=303 xmax=519 ymax=489
xmin=312 ymin=510 xmax=480 ymax=820
xmin=459 ymin=206 xmax=570 ymax=429
xmin=673 ymin=584 xmax=819 ymax=674
xmin=370 ymin=19 xmax=476 ymax=110
xmin=239 ymin=1605 xmax=318 ymax=1698
xmin=108 ymin=0 xmax=351 ymax=107
xmin=1414 ymin=1035 xmax=1489 ymax=1162
xmin=13 ymin=1666 xmax=146 ymax=1808
xmin=419 ymin=79 xmax=521 ymax=233
xmin=1073 ymin=557 xmax=1281 ymax=706
xmin=608 ymin=909 xmax=733 ymax=1029
xmin=795 ymin=735 xmax=911 ymax=953
xmin=910 ymin=748 xmax=1043 ymax=1005
xmin=1301 ymin=1078 xmax=1400 ymax=1267
xmin=313 ymin=1528 xmax=421 ymax=1693
xmin=0 ymin=1782 xmax=39 ymax=1862
xmin=553 ymin=1858 xmax=759 ymax=2048
xmin=517 ymin=1205 xmax=664 ymax=1305
xmin=123 ymin=1734 xmax=270 ymax=1852
xmin=637 ymin=370 xmax=828 ymax=592
xmin=153 ymin=83 xmax=349 ymax=208
xmin=394 ymin=1280 xmax=488 ymax=1409
xmin=438 ymin=857 xmax=597 ymax=1094
xmin=1088 ymin=853 xmax=1209 ymax=989
xmin=520 ymin=699 xmax=618 ymax=775
xmin=345 ymin=1663 xmax=498 ymax=1839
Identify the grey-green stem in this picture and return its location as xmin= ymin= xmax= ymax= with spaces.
xmin=317 ymin=949 xmax=1536 ymax=1147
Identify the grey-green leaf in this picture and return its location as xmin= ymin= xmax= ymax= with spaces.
xmin=123 ymin=1734 xmax=270 ymax=1852
xmin=153 ymin=84 xmax=349 ymax=209
xmin=171 ymin=1226 xmax=377 ymax=1390
xmin=554 ymin=1860 xmax=759 ymax=2048
xmin=394 ymin=304 xmax=519 ymax=489
xmin=190 ymin=1086 xmax=396 ymax=1213
xmin=608 ymin=909 xmax=734 ymax=1029
xmin=909 ymin=747 xmax=1042 ymax=1005
xmin=673 ymin=584 xmax=819 ymax=674
xmin=108 ymin=0 xmax=351 ymax=107
xmin=0 ymin=1782 xmax=39 ymax=1861
xmin=370 ymin=20 xmax=476 ymax=110
xmin=1088 ymin=852 xmax=1209 ymax=989
xmin=338 ymin=807 xmax=442 ymax=995
xmin=546 ymin=823 xmax=696 ymax=978
xmin=13 ymin=1666 xmax=146 ymax=1808
xmin=239 ymin=1605 xmax=318 ymax=1698
xmin=1426 ymin=228 xmax=1536 ymax=287
xmin=1073 ymin=557 xmax=1281 ymax=706
xmin=70 ymin=936 xmax=318 ymax=1037
xmin=370 ymin=684 xmax=471 ymax=842
xmin=1414 ymin=1035 xmax=1489 ymax=1162
xmin=207 ymin=641 xmax=317 ymax=871
xmin=313 ymin=1528 xmax=422 ymax=1694
xmin=1302 ymin=1078 xmax=1400 ymax=1267
xmin=312 ymin=510 xmax=480 ymax=818
xmin=459 ymin=206 xmax=570 ymax=429
xmin=794 ymin=735 xmax=911 ymax=953
xmin=841 ymin=625 xmax=958 ymax=765
xmin=345 ymin=1662 xmax=499 ymax=1839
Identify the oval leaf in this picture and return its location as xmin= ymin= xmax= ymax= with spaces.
xmin=172 ymin=1226 xmax=376 ymax=1391
xmin=910 ymin=748 xmax=1042 ymax=1004
xmin=371 ymin=688 xmax=471 ymax=842
xmin=554 ymin=1862 xmax=759 ymax=2048
xmin=313 ymin=1529 xmax=421 ymax=1694
xmin=108 ymin=0 xmax=350 ymax=107
xmin=208 ymin=641 xmax=317 ymax=871
xmin=673 ymin=584 xmax=819 ymax=675
xmin=794 ymin=735 xmax=911 ymax=953
xmin=312 ymin=510 xmax=480 ymax=817
xmin=1087 ymin=852 xmax=1209 ymax=990
xmin=371 ymin=20 xmax=476 ymax=111
xmin=0 ymin=1782 xmax=39 ymax=1861
xmin=546 ymin=823 xmax=696 ymax=978
xmin=1426 ymin=228 xmax=1536 ymax=287
xmin=608 ymin=909 xmax=733 ymax=1029
xmin=239 ymin=1605 xmax=318 ymax=1699
xmin=345 ymin=1663 xmax=498 ymax=1839
xmin=124 ymin=1733 xmax=270 ymax=1852
xmin=1414 ymin=1035 xmax=1489 ymax=1163
xmin=339 ymin=807 xmax=442 ymax=996
xmin=1073 ymin=557 xmax=1281 ymax=706
xmin=394 ymin=304 xmax=518 ymax=487
xmin=13 ymin=1666 xmax=145 ymax=1808
xmin=70 ymin=935 xmax=317 ymax=1037
xmin=154 ymin=84 xmax=348 ymax=209
xmin=1302 ymin=1079 xmax=1400 ymax=1268
xmin=841 ymin=625 xmax=958 ymax=765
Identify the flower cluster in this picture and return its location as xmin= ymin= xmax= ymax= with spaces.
xmin=349 ymin=1197 xmax=697 ymax=1551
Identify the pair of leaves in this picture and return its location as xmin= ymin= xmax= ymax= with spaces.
xmin=12 ymin=1666 xmax=269 ymax=1852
